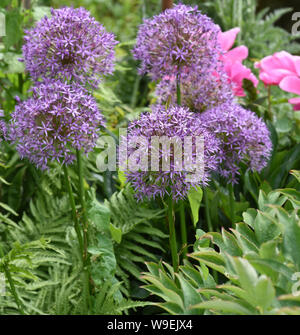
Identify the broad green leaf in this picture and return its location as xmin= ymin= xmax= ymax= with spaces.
xmin=188 ymin=186 xmax=203 ymax=227
xmin=109 ymin=223 xmax=122 ymax=244
xmin=176 ymin=274 xmax=202 ymax=313
xmin=254 ymin=275 xmax=275 ymax=311
xmin=233 ymin=258 xmax=258 ymax=306
xmin=88 ymin=199 xmax=110 ymax=233
xmin=253 ymin=211 xmax=281 ymax=244
xmin=283 ymin=212 xmax=300 ymax=270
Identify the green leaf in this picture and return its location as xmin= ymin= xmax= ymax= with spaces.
xmin=88 ymin=198 xmax=111 ymax=233
xmin=254 ymin=276 xmax=275 ymax=311
xmin=290 ymin=170 xmax=300 ymax=183
xmin=90 ymin=233 xmax=116 ymax=285
xmin=175 ymin=274 xmax=202 ymax=313
xmin=191 ymin=299 xmax=253 ymax=315
xmin=253 ymin=211 xmax=281 ymax=244
xmin=0 ymin=202 xmax=18 ymax=216
xmin=189 ymin=250 xmax=226 ymax=275
xmin=187 ymin=186 xmax=203 ymax=227
xmin=87 ymin=197 xmax=116 ymax=285
xmin=233 ymin=258 xmax=258 ymax=306
xmin=3 ymin=53 xmax=24 ymax=74
xmin=277 ymin=188 xmax=300 ymax=207
xmin=283 ymin=212 xmax=300 ymax=270
xmin=109 ymin=223 xmax=122 ymax=244
xmin=117 ymin=170 xmax=127 ymax=188
xmin=32 ymin=6 xmax=51 ymax=22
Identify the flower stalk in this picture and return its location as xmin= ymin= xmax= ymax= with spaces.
xmin=176 ymin=73 xmax=187 ymax=258
xmin=167 ymin=196 xmax=178 ymax=271
xmin=63 ymin=165 xmax=83 ymax=256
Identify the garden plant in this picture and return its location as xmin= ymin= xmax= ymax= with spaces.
xmin=0 ymin=0 xmax=300 ymax=316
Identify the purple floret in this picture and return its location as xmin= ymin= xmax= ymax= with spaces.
xmin=199 ymin=103 xmax=272 ymax=183
xmin=22 ymin=7 xmax=118 ymax=88
xmin=124 ymin=104 xmax=221 ymax=201
xmin=10 ymin=80 xmax=105 ymax=169
xmin=133 ymin=3 xmax=222 ymax=80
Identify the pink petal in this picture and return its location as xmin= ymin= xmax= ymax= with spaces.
xmin=223 ymin=45 xmax=248 ymax=63
xmin=218 ymin=27 xmax=240 ymax=52
xmin=279 ymin=76 xmax=300 ymax=95
xmin=274 ymin=51 xmax=298 ymax=71
xmin=263 ymin=69 xmax=297 ymax=85
xmin=289 ymin=98 xmax=300 ymax=110
xmin=259 ymin=72 xmax=275 ymax=85
xmin=289 ymin=97 xmax=300 ymax=104
xmin=259 ymin=51 xmax=296 ymax=72
xmin=226 ymin=61 xmax=258 ymax=96
xmin=294 ymin=58 xmax=300 ymax=77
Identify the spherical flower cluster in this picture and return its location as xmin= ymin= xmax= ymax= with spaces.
xmin=124 ymin=104 xmax=221 ymax=201
xmin=199 ymin=103 xmax=272 ymax=183
xmin=133 ymin=3 xmax=222 ymax=80
xmin=10 ymin=81 xmax=104 ymax=169
xmin=22 ymin=7 xmax=118 ymax=88
xmin=155 ymin=68 xmax=234 ymax=112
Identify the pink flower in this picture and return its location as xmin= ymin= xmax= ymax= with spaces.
xmin=218 ymin=27 xmax=258 ymax=97
xmin=255 ymin=51 xmax=300 ymax=86
xmin=279 ymin=76 xmax=300 ymax=110
xmin=223 ymin=61 xmax=259 ymax=97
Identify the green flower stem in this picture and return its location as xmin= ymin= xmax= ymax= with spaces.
xmin=176 ymin=73 xmax=181 ymax=105
xmin=76 ymin=149 xmax=89 ymax=262
xmin=176 ymin=73 xmax=187 ymax=258
xmin=179 ymin=201 xmax=187 ymax=258
xmin=229 ymin=183 xmax=235 ymax=223
xmin=0 ymin=245 xmax=25 ymax=315
xmin=63 ymin=165 xmax=84 ymax=257
xmin=76 ymin=149 xmax=92 ymax=312
xmin=63 ymin=157 xmax=91 ymax=312
xmin=167 ymin=197 xmax=178 ymax=272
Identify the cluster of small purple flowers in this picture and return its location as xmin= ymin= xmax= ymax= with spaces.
xmin=126 ymin=3 xmax=272 ymax=201
xmin=200 ymin=103 xmax=272 ymax=183
xmin=125 ymin=104 xmax=220 ymax=200
xmin=9 ymin=7 xmax=117 ymax=169
xmin=155 ymin=68 xmax=233 ymax=112
xmin=22 ymin=7 xmax=117 ymax=88
xmin=10 ymin=81 xmax=104 ymax=169
xmin=133 ymin=3 xmax=222 ymax=81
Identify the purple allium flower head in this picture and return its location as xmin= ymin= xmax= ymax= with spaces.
xmin=133 ymin=3 xmax=222 ymax=80
xmin=124 ymin=104 xmax=220 ymax=201
xmin=10 ymin=80 xmax=105 ymax=169
xmin=156 ymin=67 xmax=234 ymax=112
xmin=199 ymin=103 xmax=272 ymax=183
xmin=22 ymin=7 xmax=118 ymax=88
